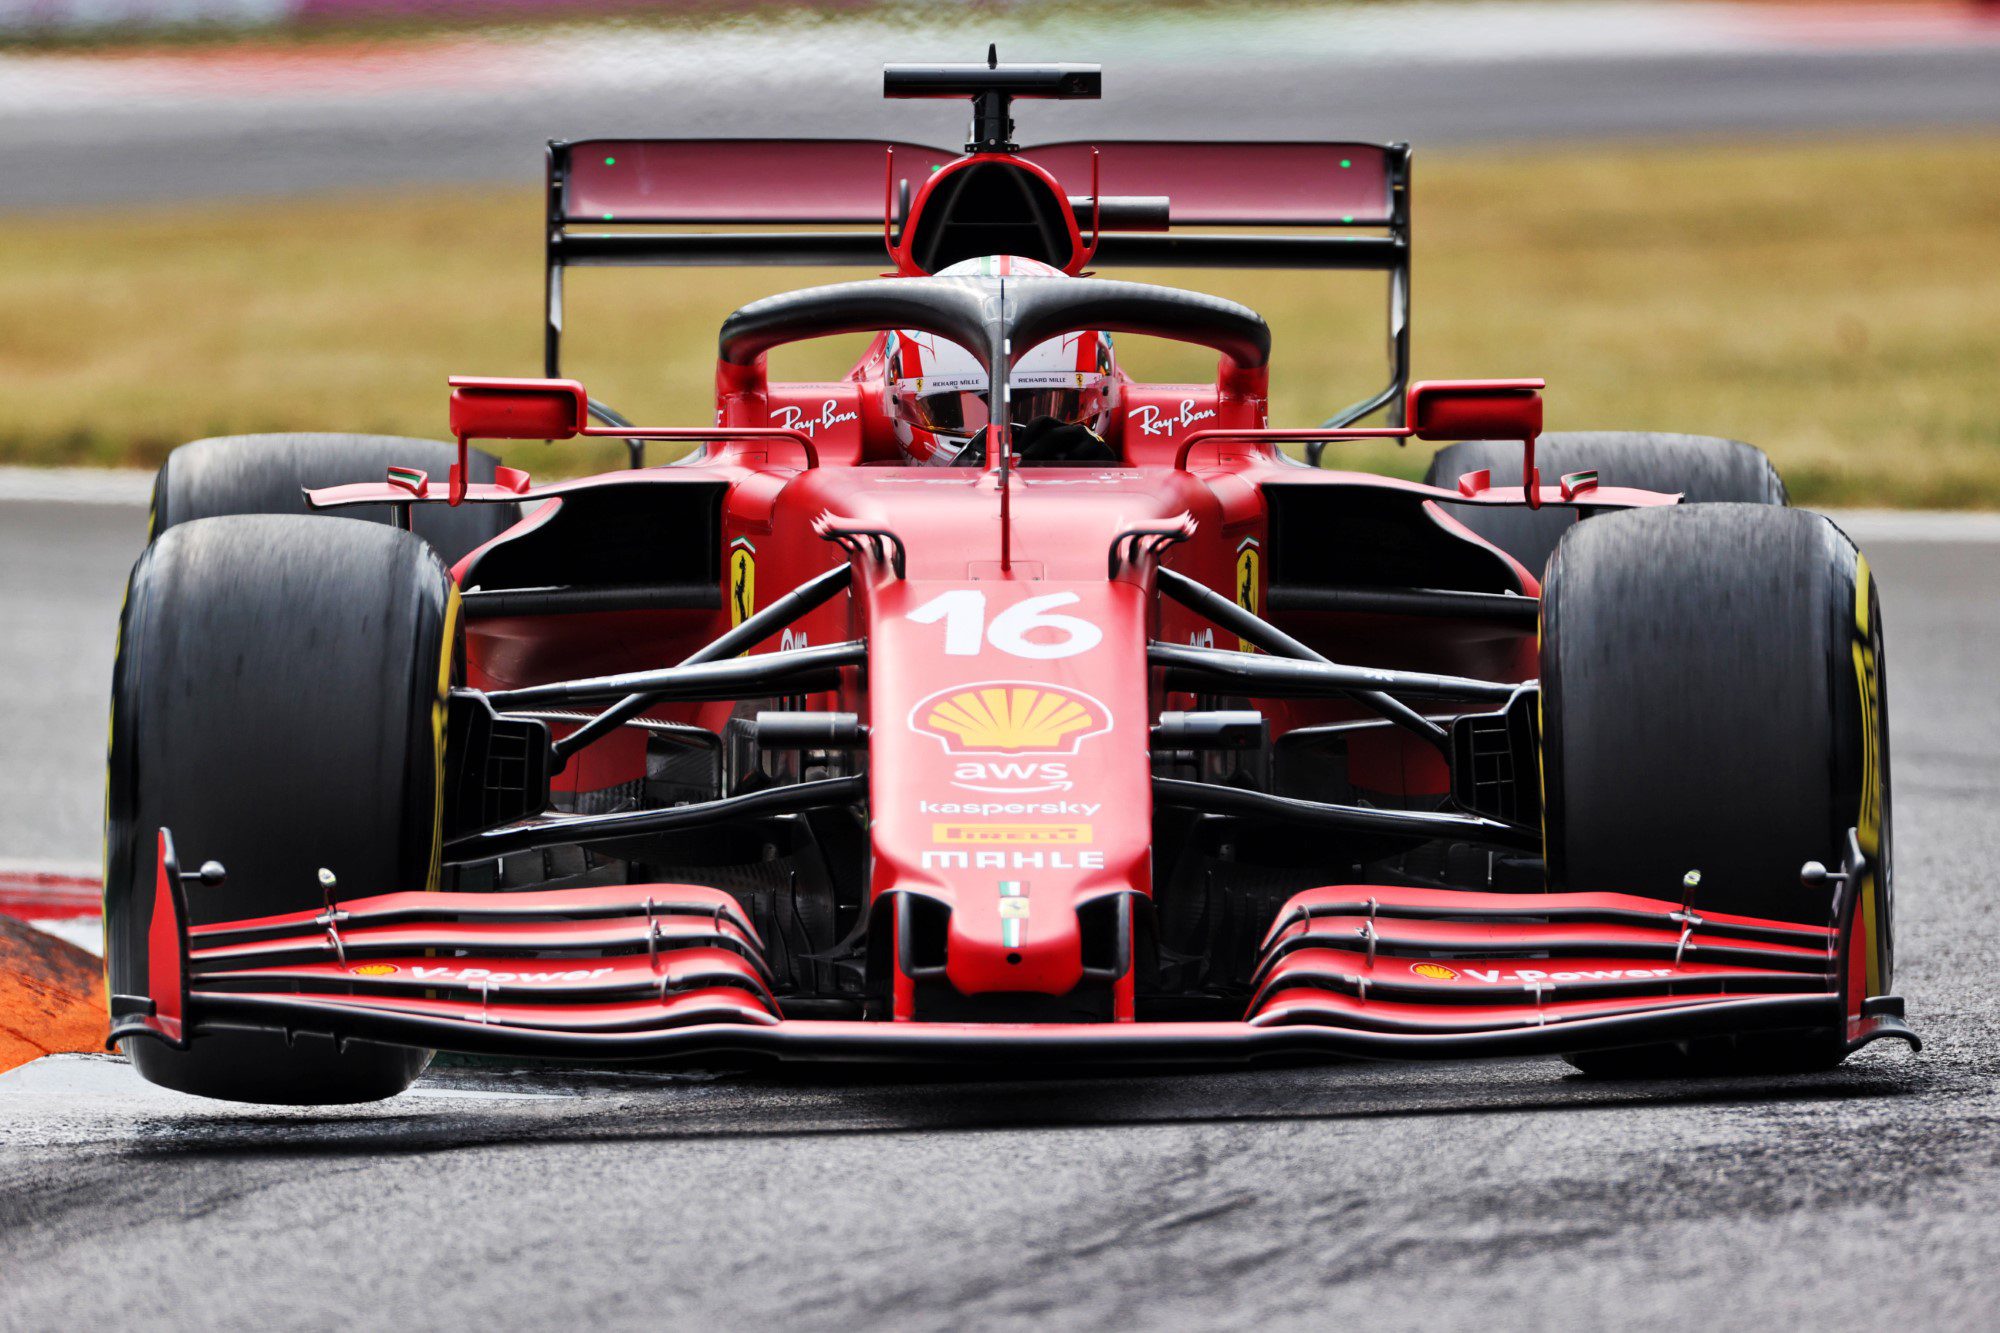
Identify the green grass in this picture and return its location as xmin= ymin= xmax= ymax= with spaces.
xmin=2 ymin=133 xmax=1996 ymax=504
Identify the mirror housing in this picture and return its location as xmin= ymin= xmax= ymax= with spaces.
xmin=1407 ymin=378 xmax=1544 ymax=442
xmin=448 ymin=376 xmax=588 ymax=442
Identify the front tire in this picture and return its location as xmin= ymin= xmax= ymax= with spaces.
xmin=1539 ymin=504 xmax=1891 ymax=1075
xmin=151 ymin=432 xmax=519 ymax=566
xmin=106 ymin=516 xmax=460 ymax=1103
xmin=1425 ymin=432 xmax=1786 ymax=579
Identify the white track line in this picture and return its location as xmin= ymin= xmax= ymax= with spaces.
xmin=1817 ymin=510 xmax=2000 ymax=544
xmin=0 ymin=854 xmax=100 ymax=879
xmin=19 ymin=920 xmax=103 ymax=956
xmin=0 ymin=466 xmax=152 ymax=506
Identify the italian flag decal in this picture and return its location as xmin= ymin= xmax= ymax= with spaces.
xmin=998 ymin=880 xmax=1028 ymax=948
xmin=1560 ymin=469 xmax=1599 ymax=499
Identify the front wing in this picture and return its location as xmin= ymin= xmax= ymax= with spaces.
xmin=112 ymin=829 xmax=1917 ymax=1066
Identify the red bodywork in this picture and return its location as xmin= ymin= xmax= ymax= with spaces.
xmin=115 ymin=105 xmax=1911 ymax=1071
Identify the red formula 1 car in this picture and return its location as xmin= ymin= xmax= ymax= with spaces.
xmin=105 ymin=59 xmax=1912 ymax=1103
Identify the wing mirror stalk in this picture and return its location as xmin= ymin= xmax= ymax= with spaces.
xmin=1175 ymin=378 xmax=1547 ymax=507
xmin=444 ymin=376 xmax=819 ymax=503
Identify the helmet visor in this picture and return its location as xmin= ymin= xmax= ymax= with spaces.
xmin=895 ymin=377 xmax=1111 ymax=436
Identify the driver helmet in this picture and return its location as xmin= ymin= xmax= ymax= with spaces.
xmin=885 ymin=254 xmax=1120 ymax=466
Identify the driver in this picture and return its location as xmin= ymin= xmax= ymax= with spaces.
xmin=884 ymin=254 xmax=1120 ymax=466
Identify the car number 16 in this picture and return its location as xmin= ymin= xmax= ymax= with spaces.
xmin=907 ymin=589 xmax=1103 ymax=660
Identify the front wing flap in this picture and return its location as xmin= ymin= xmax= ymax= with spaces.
xmin=1250 ymin=886 xmax=1837 ymax=1035
xmin=112 ymin=829 xmax=1916 ymax=1066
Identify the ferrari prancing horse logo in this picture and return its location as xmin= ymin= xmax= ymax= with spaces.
xmin=1234 ymin=538 xmax=1261 ymax=652
xmin=729 ymin=537 xmax=756 ymax=627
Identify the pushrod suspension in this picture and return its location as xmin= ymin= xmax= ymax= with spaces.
xmin=1148 ymin=641 xmax=1519 ymax=703
xmin=1153 ymin=777 xmax=1538 ymax=851
xmin=525 ymin=562 xmax=855 ymax=763
xmin=489 ymin=640 xmax=864 ymax=710
xmin=1155 ymin=568 xmax=1456 ymax=746
xmin=446 ymin=774 xmax=868 ymax=863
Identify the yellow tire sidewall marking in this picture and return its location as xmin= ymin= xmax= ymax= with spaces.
xmin=428 ymin=586 xmax=461 ymax=893
xmin=1851 ymin=554 xmax=1885 ymax=996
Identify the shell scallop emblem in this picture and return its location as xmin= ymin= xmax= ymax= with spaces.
xmin=348 ymin=963 xmax=400 ymax=977
xmin=911 ymin=682 xmax=1111 ymax=755
xmin=1410 ymin=962 xmax=1459 ymax=982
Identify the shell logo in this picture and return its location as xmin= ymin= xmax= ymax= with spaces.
xmin=1410 ymin=962 xmax=1459 ymax=981
xmin=911 ymin=682 xmax=1111 ymax=755
xmin=348 ymin=963 xmax=399 ymax=977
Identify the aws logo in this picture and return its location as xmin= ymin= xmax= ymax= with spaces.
xmin=951 ymin=760 xmax=1072 ymax=793
xmin=910 ymin=682 xmax=1111 ymax=756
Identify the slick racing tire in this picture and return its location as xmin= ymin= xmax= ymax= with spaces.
xmin=1540 ymin=504 xmax=1891 ymax=1077
xmin=1424 ymin=432 xmax=1786 ymax=580
xmin=151 ymin=433 xmax=519 ymax=567
xmin=106 ymin=516 xmax=460 ymax=1104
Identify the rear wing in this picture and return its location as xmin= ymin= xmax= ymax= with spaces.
xmin=544 ymin=137 xmax=1412 ymax=428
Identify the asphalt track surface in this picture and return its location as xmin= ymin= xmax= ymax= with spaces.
xmin=7 ymin=11 xmax=2000 ymax=208
xmin=7 ymin=12 xmax=2000 ymax=1324
xmin=2 ymin=492 xmax=1998 ymax=1328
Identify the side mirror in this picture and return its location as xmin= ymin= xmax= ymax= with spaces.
xmin=1406 ymin=379 xmax=1544 ymax=442
xmin=448 ymin=376 xmax=588 ymax=442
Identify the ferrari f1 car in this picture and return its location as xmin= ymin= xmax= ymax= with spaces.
xmin=105 ymin=58 xmax=1913 ymax=1103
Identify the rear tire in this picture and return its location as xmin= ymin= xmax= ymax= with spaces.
xmin=1425 ymin=432 xmax=1786 ymax=579
xmin=1539 ymin=504 xmax=1891 ymax=1076
xmin=106 ymin=516 xmax=460 ymax=1104
xmin=151 ymin=433 xmax=519 ymax=566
